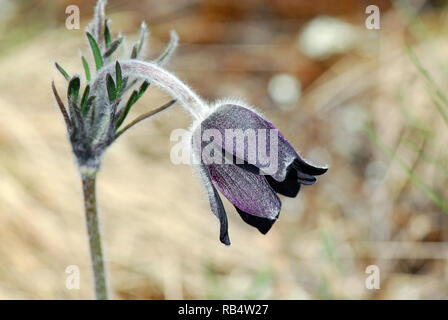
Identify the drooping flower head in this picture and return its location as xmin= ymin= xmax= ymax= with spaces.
xmin=52 ymin=1 xmax=327 ymax=247
xmin=190 ymin=100 xmax=328 ymax=245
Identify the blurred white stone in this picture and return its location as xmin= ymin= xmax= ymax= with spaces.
xmin=297 ymin=16 xmax=358 ymax=60
xmin=267 ymin=73 xmax=301 ymax=108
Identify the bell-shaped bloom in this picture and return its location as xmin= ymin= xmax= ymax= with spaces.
xmin=191 ymin=102 xmax=328 ymax=245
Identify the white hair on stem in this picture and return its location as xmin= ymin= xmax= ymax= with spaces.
xmin=91 ymin=60 xmax=208 ymax=120
xmin=156 ymin=30 xmax=179 ymax=66
xmin=86 ymin=0 xmax=107 ymax=45
xmin=138 ymin=21 xmax=149 ymax=58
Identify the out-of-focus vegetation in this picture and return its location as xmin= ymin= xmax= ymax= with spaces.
xmin=0 ymin=0 xmax=447 ymax=299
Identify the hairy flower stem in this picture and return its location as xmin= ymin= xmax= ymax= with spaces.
xmin=91 ymin=60 xmax=207 ymax=119
xmin=81 ymin=171 xmax=109 ymax=300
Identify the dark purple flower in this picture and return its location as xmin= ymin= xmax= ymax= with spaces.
xmin=191 ymin=102 xmax=328 ymax=245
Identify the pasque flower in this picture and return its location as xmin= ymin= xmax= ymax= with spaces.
xmin=190 ymin=102 xmax=328 ymax=245
xmin=52 ymin=0 xmax=328 ymax=299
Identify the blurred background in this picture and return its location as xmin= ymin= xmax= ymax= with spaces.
xmin=0 ymin=0 xmax=447 ymax=299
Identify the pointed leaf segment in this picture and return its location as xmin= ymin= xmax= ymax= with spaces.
xmin=86 ymin=32 xmax=103 ymax=71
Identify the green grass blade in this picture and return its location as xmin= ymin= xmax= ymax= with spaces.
xmin=86 ymin=32 xmax=103 ymax=71
xmin=116 ymin=90 xmax=139 ymax=129
xmin=80 ymin=85 xmax=91 ymax=115
xmin=67 ymin=76 xmax=81 ymax=129
xmin=365 ymin=125 xmax=448 ymax=215
xmin=106 ymin=74 xmax=117 ymax=102
xmin=394 ymin=89 xmax=429 ymax=135
xmin=115 ymin=61 xmax=122 ymax=96
xmin=81 ymin=56 xmax=91 ymax=82
xmin=406 ymin=46 xmax=448 ymax=112
xmin=55 ymin=62 xmax=70 ymax=81
xmin=67 ymin=76 xmax=81 ymax=102
xmin=138 ymin=80 xmax=150 ymax=98
xmin=104 ymin=19 xmax=111 ymax=47
xmin=403 ymin=139 xmax=448 ymax=179
xmin=427 ymin=89 xmax=448 ymax=126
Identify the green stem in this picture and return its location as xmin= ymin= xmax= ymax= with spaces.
xmin=81 ymin=171 xmax=109 ymax=300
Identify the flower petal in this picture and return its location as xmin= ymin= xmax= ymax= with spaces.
xmin=206 ymin=163 xmax=281 ymax=220
xmin=198 ymin=164 xmax=231 ymax=245
xmin=265 ymin=172 xmax=301 ymax=198
xmin=292 ymin=157 xmax=328 ymax=176
xmin=234 ymin=206 xmax=277 ymax=234
xmin=296 ymin=171 xmax=317 ymax=185
xmin=201 ymin=104 xmax=299 ymax=181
